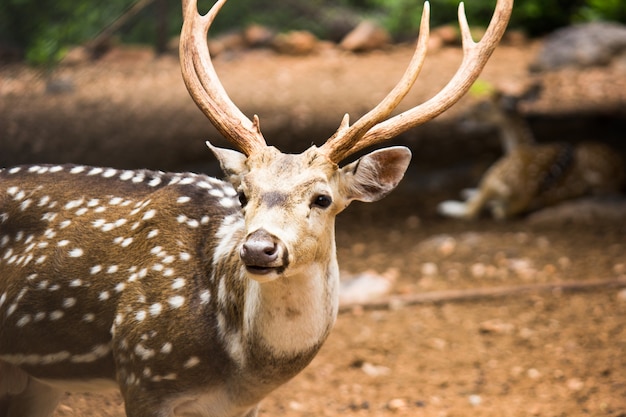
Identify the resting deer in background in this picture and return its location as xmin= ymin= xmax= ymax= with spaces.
xmin=438 ymin=84 xmax=624 ymax=220
xmin=0 ymin=0 xmax=512 ymax=415
xmin=459 ymin=83 xmax=542 ymax=153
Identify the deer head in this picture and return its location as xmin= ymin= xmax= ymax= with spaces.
xmin=180 ymin=0 xmax=513 ymax=280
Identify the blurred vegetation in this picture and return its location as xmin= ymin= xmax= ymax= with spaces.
xmin=0 ymin=0 xmax=625 ymax=66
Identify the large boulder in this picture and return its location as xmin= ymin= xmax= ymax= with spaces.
xmin=532 ymin=22 xmax=626 ymax=71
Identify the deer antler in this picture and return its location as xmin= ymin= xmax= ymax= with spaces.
xmin=319 ymin=0 xmax=514 ymax=163
xmin=180 ymin=0 xmax=267 ymax=156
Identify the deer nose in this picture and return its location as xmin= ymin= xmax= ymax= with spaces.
xmin=240 ymin=229 xmax=287 ymax=275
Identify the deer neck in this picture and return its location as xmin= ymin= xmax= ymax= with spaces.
xmin=209 ymin=216 xmax=339 ymax=384
xmin=498 ymin=113 xmax=535 ymax=154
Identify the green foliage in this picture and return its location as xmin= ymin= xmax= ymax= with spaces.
xmin=363 ymin=0 xmax=626 ymax=37
xmin=1 ymin=0 xmax=625 ymax=66
xmin=0 ymin=0 xmax=130 ymax=66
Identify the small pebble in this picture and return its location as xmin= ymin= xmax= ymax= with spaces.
xmin=468 ymin=394 xmax=482 ymax=406
xmin=566 ymin=377 xmax=584 ymax=391
xmin=387 ymin=398 xmax=408 ymax=411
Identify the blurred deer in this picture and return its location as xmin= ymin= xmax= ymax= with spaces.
xmin=0 ymin=0 xmax=512 ymax=416
xmin=438 ymin=83 xmax=624 ymax=220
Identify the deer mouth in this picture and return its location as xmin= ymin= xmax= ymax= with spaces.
xmin=245 ymin=265 xmax=285 ymax=276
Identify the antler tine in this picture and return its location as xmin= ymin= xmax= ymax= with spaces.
xmin=320 ymin=2 xmax=432 ymax=162
xmin=322 ymin=0 xmax=513 ymax=163
xmin=180 ymin=0 xmax=266 ymax=156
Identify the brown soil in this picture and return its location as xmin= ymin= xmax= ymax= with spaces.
xmin=1 ymin=40 xmax=626 ymax=417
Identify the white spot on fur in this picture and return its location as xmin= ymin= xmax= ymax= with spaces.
xmin=62 ymin=298 xmax=76 ymax=308
xmin=49 ymin=310 xmax=64 ymax=321
xmin=134 ymin=344 xmax=155 ymax=360
xmin=168 ymin=296 xmax=185 ymax=309
xmin=184 ymin=356 xmax=200 ymax=369
xmin=172 ymin=278 xmax=186 ymax=289
xmin=149 ymin=303 xmax=162 ymax=316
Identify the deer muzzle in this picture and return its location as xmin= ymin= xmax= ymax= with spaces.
xmin=240 ymin=229 xmax=288 ymax=277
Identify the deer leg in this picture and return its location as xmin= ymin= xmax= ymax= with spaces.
xmin=438 ymin=186 xmax=495 ymax=220
xmin=0 ymin=370 xmax=63 ymax=417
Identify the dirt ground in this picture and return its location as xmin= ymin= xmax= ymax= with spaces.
xmin=1 ymin=36 xmax=626 ymax=417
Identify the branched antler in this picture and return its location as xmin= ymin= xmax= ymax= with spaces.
xmin=180 ymin=0 xmax=266 ymax=156
xmin=180 ymin=0 xmax=513 ymax=162
xmin=320 ymin=0 xmax=514 ymax=163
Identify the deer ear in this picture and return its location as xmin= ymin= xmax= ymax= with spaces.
xmin=207 ymin=141 xmax=248 ymax=186
xmin=339 ymin=146 xmax=411 ymax=203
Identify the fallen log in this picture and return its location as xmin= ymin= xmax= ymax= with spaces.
xmin=338 ymin=277 xmax=626 ymax=313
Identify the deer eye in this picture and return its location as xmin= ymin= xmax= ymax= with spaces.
xmin=238 ymin=191 xmax=248 ymax=207
xmin=312 ymin=194 xmax=332 ymax=209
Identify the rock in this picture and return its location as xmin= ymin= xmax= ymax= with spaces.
xmin=386 ymin=398 xmax=408 ymax=411
xmin=340 ymin=20 xmax=391 ymax=52
xmin=532 ymin=22 xmax=626 ymax=71
xmin=432 ymin=25 xmax=459 ymax=45
xmin=479 ymin=319 xmax=514 ymax=334
xmin=339 ymin=268 xmax=397 ymax=305
xmin=566 ymin=377 xmax=584 ymax=391
xmin=526 ymin=196 xmax=626 ymax=226
xmin=468 ymin=394 xmax=482 ymax=406
xmin=46 ymin=76 xmax=75 ymax=95
xmin=61 ymin=46 xmax=91 ymax=66
xmin=361 ymin=362 xmax=391 ymax=377
xmin=208 ymin=32 xmax=246 ymax=56
xmin=243 ymin=24 xmax=275 ymax=48
xmin=272 ymin=31 xmax=318 ymax=55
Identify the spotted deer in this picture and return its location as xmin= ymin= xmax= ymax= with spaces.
xmin=0 ymin=0 xmax=512 ymax=416
xmin=459 ymin=83 xmax=542 ymax=153
xmin=439 ymin=86 xmax=624 ymax=220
